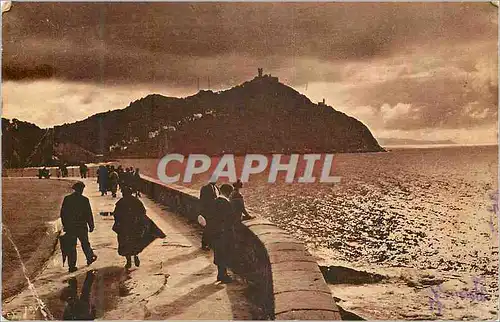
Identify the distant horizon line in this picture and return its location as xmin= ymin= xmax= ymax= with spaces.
xmin=382 ymin=142 xmax=498 ymax=148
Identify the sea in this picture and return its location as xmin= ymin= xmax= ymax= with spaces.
xmin=119 ymin=144 xmax=499 ymax=320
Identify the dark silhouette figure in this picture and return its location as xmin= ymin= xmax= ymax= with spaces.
xmin=60 ymin=164 xmax=69 ymax=177
xmin=108 ymin=166 xmax=119 ymax=198
xmin=112 ymin=187 xmax=165 ymax=269
xmin=230 ymin=179 xmax=253 ymax=222
xmin=60 ymin=182 xmax=97 ymax=273
xmin=105 ymin=165 xmax=111 ymax=192
xmin=117 ymin=166 xmax=124 ymax=191
xmin=120 ymin=168 xmax=132 ymax=191
xmin=97 ymin=165 xmax=108 ymax=196
xmin=133 ymin=168 xmax=141 ymax=198
xmin=227 ymin=180 xmax=253 ymax=268
xmin=212 ymin=183 xmax=234 ymax=283
xmin=38 ymin=167 xmax=51 ymax=179
xmin=199 ymin=181 xmax=219 ymax=250
xmin=127 ymin=167 xmax=134 ymax=187
xmin=61 ymin=270 xmax=97 ymax=320
xmin=79 ymin=163 xmax=89 ymax=179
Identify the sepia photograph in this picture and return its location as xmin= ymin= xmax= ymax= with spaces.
xmin=1 ymin=2 xmax=498 ymax=320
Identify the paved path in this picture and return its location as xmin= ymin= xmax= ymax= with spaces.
xmin=2 ymin=178 xmax=255 ymax=320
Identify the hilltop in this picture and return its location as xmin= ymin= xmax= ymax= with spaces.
xmin=2 ymin=72 xmax=384 ymax=167
xmin=54 ymin=72 xmax=384 ymax=157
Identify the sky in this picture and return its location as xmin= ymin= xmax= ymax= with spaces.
xmin=2 ymin=2 xmax=498 ymax=144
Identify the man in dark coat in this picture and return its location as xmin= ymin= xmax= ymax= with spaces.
xmin=230 ymin=179 xmax=253 ymax=222
xmin=117 ymin=166 xmax=124 ymax=190
xmin=199 ymin=180 xmax=219 ymax=250
xmin=60 ymin=181 xmax=97 ymax=273
xmin=105 ymin=165 xmax=112 ymax=192
xmin=97 ymin=165 xmax=108 ymax=196
xmin=108 ymin=166 xmax=119 ymax=198
xmin=211 ymin=183 xmax=234 ymax=283
xmin=62 ymin=164 xmax=69 ymax=177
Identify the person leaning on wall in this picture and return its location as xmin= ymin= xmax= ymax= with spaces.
xmin=211 ymin=183 xmax=235 ymax=283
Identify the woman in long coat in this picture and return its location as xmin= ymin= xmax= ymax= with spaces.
xmin=112 ymin=187 xmax=165 ymax=268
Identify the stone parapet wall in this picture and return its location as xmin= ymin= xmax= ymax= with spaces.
xmin=137 ymin=174 xmax=341 ymax=320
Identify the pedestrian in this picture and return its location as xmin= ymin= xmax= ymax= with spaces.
xmin=60 ymin=181 xmax=98 ymax=273
xmin=227 ymin=180 xmax=253 ymax=268
xmin=112 ymin=186 xmax=165 ymax=269
xmin=109 ymin=166 xmax=119 ymax=198
xmin=133 ymin=168 xmax=141 ymax=197
xmin=79 ymin=163 xmax=88 ymax=179
xmin=199 ymin=180 xmax=219 ymax=250
xmin=106 ymin=165 xmax=112 ymax=192
xmin=117 ymin=166 xmax=124 ymax=190
xmin=230 ymin=179 xmax=253 ymax=222
xmin=211 ymin=183 xmax=234 ymax=283
xmin=127 ymin=167 xmax=134 ymax=188
xmin=97 ymin=165 xmax=108 ymax=196
xmin=62 ymin=164 xmax=69 ymax=177
xmin=121 ymin=168 xmax=132 ymax=190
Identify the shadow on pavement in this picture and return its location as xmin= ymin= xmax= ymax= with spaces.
xmin=150 ymin=282 xmax=225 ymax=319
xmin=42 ymin=266 xmax=127 ymax=320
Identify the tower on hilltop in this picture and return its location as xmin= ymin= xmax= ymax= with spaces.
xmin=255 ymin=67 xmax=278 ymax=82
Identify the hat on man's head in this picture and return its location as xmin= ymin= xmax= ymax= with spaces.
xmin=72 ymin=181 xmax=85 ymax=191
xmin=233 ymin=179 xmax=243 ymax=189
xmin=219 ymin=183 xmax=234 ymax=195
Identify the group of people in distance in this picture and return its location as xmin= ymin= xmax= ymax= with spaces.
xmin=96 ymin=165 xmax=141 ymax=198
xmin=60 ymin=169 xmax=164 ymax=274
xmin=45 ymin=163 xmax=86 ymax=178
xmin=199 ymin=179 xmax=253 ymax=283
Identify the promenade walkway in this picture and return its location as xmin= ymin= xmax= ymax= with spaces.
xmin=2 ymin=178 xmax=255 ymax=320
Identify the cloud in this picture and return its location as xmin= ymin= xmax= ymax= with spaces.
xmin=1 ymin=2 xmax=497 ymax=143
xmin=380 ymin=103 xmax=413 ymax=123
xmin=1 ymin=80 xmax=192 ymax=128
xmin=2 ymin=64 xmax=56 ymax=80
xmin=302 ymin=40 xmax=497 ymax=132
xmin=2 ymin=2 xmax=497 ymax=85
